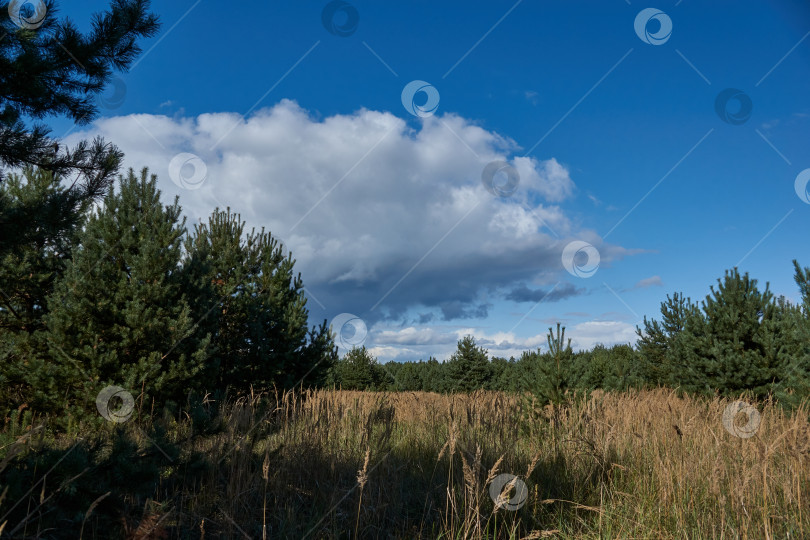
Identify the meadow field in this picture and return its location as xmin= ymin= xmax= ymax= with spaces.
xmin=1 ymin=388 xmax=808 ymax=539
xmin=4 ymin=1 xmax=810 ymax=539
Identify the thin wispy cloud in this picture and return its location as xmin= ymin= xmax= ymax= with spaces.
xmin=630 ymin=275 xmax=663 ymax=290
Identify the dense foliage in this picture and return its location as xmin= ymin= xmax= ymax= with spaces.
xmin=0 ymin=168 xmax=336 ymax=423
xmin=330 ymin=264 xmax=810 ymax=407
xmin=184 ymin=207 xmax=336 ymax=391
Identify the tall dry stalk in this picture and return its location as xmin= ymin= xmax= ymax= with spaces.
xmin=262 ymin=449 xmax=269 ymax=540
xmin=355 ymin=446 xmax=371 ymax=539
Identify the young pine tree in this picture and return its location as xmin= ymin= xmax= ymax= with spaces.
xmin=635 ymin=292 xmax=701 ymax=386
xmin=533 ymin=323 xmax=573 ymax=406
xmin=447 ymin=335 xmax=491 ymax=392
xmin=43 ymin=168 xmax=211 ymax=418
xmin=520 ymin=323 xmax=573 ymax=434
xmin=183 ymin=208 xmax=335 ymax=392
xmin=670 ymin=268 xmax=805 ymax=402
xmin=331 ymin=346 xmax=385 ymax=390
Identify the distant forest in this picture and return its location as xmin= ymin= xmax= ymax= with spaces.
xmin=331 ymin=263 xmax=810 ymax=408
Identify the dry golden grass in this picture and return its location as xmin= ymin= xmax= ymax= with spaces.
xmin=177 ymin=387 xmax=807 ymax=538
xmin=3 ymin=388 xmax=809 ymax=538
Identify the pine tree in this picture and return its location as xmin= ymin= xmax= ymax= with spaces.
xmin=488 ymin=357 xmax=510 ymax=390
xmin=532 ymin=323 xmax=573 ymax=406
xmin=0 ymin=168 xmax=87 ymax=331
xmin=447 ymin=335 xmax=491 ymax=392
xmin=42 ymin=168 xmax=210 ymax=418
xmin=636 ymin=292 xmax=701 ymax=386
xmin=1 ymin=0 xmax=159 ymax=256
xmin=0 ymin=167 xmax=89 ymax=411
xmin=671 ymin=268 xmax=805 ymax=401
xmin=421 ymin=356 xmax=445 ymax=392
xmin=520 ymin=323 xmax=573 ymax=434
xmin=183 ymin=208 xmax=336 ymax=392
xmin=516 ymin=353 xmax=533 ymax=392
xmin=783 ymin=261 xmax=810 ymax=403
xmin=332 ymin=346 xmax=384 ymax=390
xmin=393 ymin=361 xmax=423 ymax=391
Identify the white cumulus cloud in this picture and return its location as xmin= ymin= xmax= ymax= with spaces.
xmin=65 ymin=100 xmax=634 ymax=341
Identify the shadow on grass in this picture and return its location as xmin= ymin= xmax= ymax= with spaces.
xmin=0 ymin=396 xmax=622 ymax=539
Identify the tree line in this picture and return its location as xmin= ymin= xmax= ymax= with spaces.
xmin=329 ymin=265 xmax=810 ymax=409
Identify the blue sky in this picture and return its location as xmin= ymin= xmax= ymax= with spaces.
xmin=52 ymin=0 xmax=810 ymax=361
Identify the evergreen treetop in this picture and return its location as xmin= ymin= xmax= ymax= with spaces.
xmin=447 ymin=335 xmax=490 ymax=392
xmin=1 ymin=0 xmax=160 ymax=256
